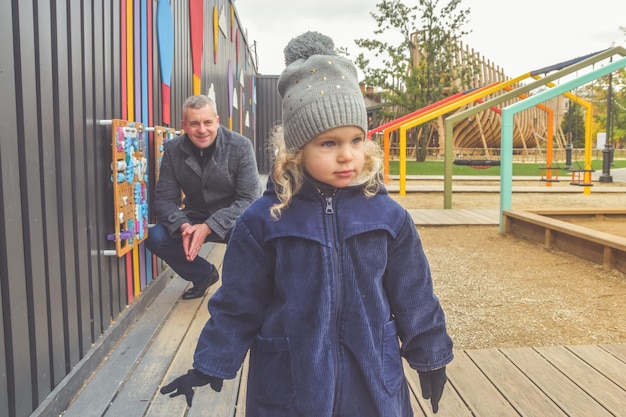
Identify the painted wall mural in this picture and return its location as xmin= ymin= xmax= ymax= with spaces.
xmin=117 ymin=0 xmax=259 ymax=300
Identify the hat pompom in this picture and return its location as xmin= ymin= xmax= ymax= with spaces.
xmin=283 ymin=31 xmax=336 ymax=66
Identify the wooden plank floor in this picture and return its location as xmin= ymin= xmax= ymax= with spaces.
xmin=58 ymin=238 xmax=626 ymax=417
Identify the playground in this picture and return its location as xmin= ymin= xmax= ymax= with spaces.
xmin=388 ymin=177 xmax=626 ymax=351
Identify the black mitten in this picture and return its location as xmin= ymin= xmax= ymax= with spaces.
xmin=160 ymin=368 xmax=223 ymax=406
xmin=417 ymin=366 xmax=447 ymax=413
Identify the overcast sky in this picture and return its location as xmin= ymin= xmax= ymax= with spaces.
xmin=233 ymin=0 xmax=625 ymax=78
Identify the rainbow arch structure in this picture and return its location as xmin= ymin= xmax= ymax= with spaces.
xmin=445 ymin=46 xmax=626 ymax=209
xmin=372 ymin=48 xmax=623 ymax=200
xmin=367 ymin=82 xmax=502 ymax=182
xmin=374 ymin=73 xmax=529 ymax=194
xmin=369 ymin=66 xmax=588 ymax=195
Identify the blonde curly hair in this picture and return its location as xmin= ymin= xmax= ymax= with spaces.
xmin=268 ymin=126 xmax=384 ymax=220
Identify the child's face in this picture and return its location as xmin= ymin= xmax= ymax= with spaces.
xmin=301 ymin=126 xmax=365 ymax=188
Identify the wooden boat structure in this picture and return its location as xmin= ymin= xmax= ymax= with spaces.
xmin=370 ymin=37 xmax=574 ymax=164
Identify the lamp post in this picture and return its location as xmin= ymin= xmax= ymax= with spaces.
xmin=599 ymin=70 xmax=613 ymax=183
xmin=565 ymin=134 xmax=573 ymax=170
xmin=565 ymin=102 xmax=573 ymax=170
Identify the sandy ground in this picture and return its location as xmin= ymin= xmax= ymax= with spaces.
xmin=388 ymin=180 xmax=626 ymax=350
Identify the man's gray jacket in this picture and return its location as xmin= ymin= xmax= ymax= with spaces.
xmin=153 ymin=127 xmax=261 ymax=240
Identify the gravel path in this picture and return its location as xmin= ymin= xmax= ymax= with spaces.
xmin=390 ymin=179 xmax=626 ymax=350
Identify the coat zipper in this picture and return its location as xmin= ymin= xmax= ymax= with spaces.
xmin=325 ymin=195 xmax=334 ymax=214
xmin=317 ymin=187 xmax=337 ymax=215
xmin=318 ymin=188 xmax=341 ymax=415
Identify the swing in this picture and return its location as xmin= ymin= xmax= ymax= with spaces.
xmin=453 ymin=159 xmax=500 ymax=168
xmin=569 ymin=159 xmax=594 ymax=186
xmin=453 ymin=148 xmax=500 ymax=169
xmin=454 ymin=110 xmax=501 ymax=169
xmin=539 ymin=164 xmax=561 ymax=182
xmin=531 ymin=98 xmax=561 ymax=183
xmin=564 ymin=82 xmax=594 ymax=187
xmin=538 ymin=148 xmax=561 ymax=183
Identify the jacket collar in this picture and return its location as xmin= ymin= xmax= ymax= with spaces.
xmin=180 ymin=129 xmax=222 ymax=175
xmin=303 ymin=172 xmax=336 ymax=198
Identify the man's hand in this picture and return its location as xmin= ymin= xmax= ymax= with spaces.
xmin=180 ymin=223 xmax=211 ymax=261
xmin=160 ymin=369 xmax=223 ymax=407
xmin=418 ymin=367 xmax=447 ymax=414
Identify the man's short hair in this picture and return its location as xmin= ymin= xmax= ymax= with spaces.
xmin=182 ymin=95 xmax=218 ymax=117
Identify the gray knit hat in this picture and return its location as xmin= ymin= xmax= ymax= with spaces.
xmin=278 ymin=31 xmax=368 ymax=152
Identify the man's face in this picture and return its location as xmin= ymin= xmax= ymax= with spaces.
xmin=181 ymin=104 xmax=220 ymax=149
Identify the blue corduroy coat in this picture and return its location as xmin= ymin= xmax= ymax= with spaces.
xmin=193 ymin=180 xmax=453 ymax=416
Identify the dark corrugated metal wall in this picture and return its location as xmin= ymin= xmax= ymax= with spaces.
xmin=255 ymin=75 xmax=281 ymax=174
xmin=0 ymin=1 xmax=260 ymax=416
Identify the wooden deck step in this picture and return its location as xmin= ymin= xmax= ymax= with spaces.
xmin=60 ymin=243 xmax=227 ymax=417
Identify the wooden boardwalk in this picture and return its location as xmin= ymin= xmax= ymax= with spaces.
xmin=52 ymin=227 xmax=626 ymax=417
